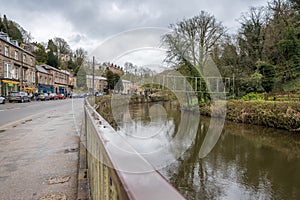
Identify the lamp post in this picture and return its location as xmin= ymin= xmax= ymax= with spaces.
xmin=20 ymin=53 xmax=23 ymax=92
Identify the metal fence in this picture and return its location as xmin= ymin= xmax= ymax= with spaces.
xmin=83 ymin=98 xmax=186 ymax=200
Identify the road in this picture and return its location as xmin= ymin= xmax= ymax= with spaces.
xmin=0 ymin=98 xmax=84 ymax=199
xmin=0 ymin=99 xmax=82 ymax=128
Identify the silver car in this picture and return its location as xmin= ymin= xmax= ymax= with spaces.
xmin=0 ymin=96 xmax=5 ymax=104
xmin=9 ymin=92 xmax=30 ymax=103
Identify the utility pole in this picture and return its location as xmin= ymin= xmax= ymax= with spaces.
xmin=92 ymin=56 xmax=95 ymax=105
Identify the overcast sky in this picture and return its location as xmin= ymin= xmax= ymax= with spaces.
xmin=0 ymin=0 xmax=267 ymax=67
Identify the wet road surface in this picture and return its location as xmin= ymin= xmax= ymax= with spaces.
xmin=0 ymin=99 xmax=84 ymax=199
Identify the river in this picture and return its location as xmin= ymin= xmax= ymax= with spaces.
xmin=114 ymin=101 xmax=300 ymax=200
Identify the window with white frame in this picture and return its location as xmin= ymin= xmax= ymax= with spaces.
xmin=4 ymin=46 xmax=9 ymax=57
xmin=30 ymin=71 xmax=35 ymax=83
xmin=22 ymin=68 xmax=27 ymax=81
xmin=14 ymin=51 xmax=18 ymax=60
xmin=23 ymin=54 xmax=26 ymax=63
xmin=29 ymin=58 xmax=33 ymax=64
xmin=14 ymin=66 xmax=19 ymax=79
xmin=4 ymin=63 xmax=12 ymax=78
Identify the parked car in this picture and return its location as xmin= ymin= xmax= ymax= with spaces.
xmin=80 ymin=93 xmax=88 ymax=98
xmin=70 ymin=93 xmax=80 ymax=98
xmin=0 ymin=96 xmax=5 ymax=104
xmin=38 ymin=93 xmax=50 ymax=101
xmin=49 ymin=93 xmax=58 ymax=100
xmin=57 ymin=93 xmax=66 ymax=99
xmin=9 ymin=92 xmax=30 ymax=103
xmin=95 ymin=92 xmax=103 ymax=97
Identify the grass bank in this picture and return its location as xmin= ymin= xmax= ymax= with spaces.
xmin=201 ymin=100 xmax=300 ymax=131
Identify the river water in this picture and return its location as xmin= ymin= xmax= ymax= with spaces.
xmin=114 ymin=102 xmax=300 ymax=200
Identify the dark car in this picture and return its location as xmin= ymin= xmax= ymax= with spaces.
xmin=49 ymin=93 xmax=58 ymax=100
xmin=38 ymin=93 xmax=50 ymax=101
xmin=9 ymin=92 xmax=30 ymax=103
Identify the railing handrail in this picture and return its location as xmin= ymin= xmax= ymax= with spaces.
xmin=84 ymin=98 xmax=186 ymax=200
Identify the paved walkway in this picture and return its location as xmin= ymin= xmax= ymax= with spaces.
xmin=0 ymin=99 xmax=84 ymax=200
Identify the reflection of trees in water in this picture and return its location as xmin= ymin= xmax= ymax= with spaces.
xmin=163 ymin=117 xmax=300 ymax=200
xmin=118 ymin=102 xmax=300 ymax=199
xmin=165 ymin=118 xmax=223 ymax=200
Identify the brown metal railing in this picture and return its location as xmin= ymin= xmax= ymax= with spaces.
xmin=83 ymin=98 xmax=185 ymax=200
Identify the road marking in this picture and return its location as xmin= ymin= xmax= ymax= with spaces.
xmin=0 ymin=110 xmax=49 ymax=129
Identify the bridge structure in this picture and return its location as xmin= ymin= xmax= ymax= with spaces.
xmin=131 ymin=74 xmax=233 ymax=94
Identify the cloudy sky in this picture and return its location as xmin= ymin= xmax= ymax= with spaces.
xmin=0 ymin=0 xmax=267 ymax=66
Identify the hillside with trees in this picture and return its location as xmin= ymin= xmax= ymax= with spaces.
xmin=163 ymin=0 xmax=300 ymax=100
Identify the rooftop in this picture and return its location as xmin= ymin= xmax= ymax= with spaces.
xmin=86 ymin=75 xmax=107 ymax=80
xmin=36 ymin=65 xmax=50 ymax=74
xmin=0 ymin=32 xmax=35 ymax=57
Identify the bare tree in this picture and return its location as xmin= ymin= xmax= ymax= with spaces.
xmin=74 ymin=48 xmax=87 ymax=65
xmin=73 ymin=48 xmax=87 ymax=74
xmin=163 ymin=11 xmax=225 ymax=71
xmin=54 ymin=37 xmax=71 ymax=54
xmin=238 ymin=7 xmax=268 ymax=67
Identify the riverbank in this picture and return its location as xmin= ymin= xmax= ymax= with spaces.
xmin=201 ymin=100 xmax=300 ymax=132
xmin=94 ymin=96 xmax=300 ymax=132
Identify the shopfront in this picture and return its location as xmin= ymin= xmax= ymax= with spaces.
xmin=23 ymin=82 xmax=37 ymax=95
xmin=1 ymin=79 xmax=20 ymax=97
xmin=38 ymin=83 xmax=54 ymax=94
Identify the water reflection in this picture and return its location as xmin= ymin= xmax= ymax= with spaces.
xmin=116 ymin=102 xmax=300 ymax=200
xmin=115 ymin=102 xmax=199 ymax=170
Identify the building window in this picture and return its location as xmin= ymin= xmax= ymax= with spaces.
xmin=4 ymin=63 xmax=12 ymax=78
xmin=23 ymin=54 xmax=26 ymax=63
xmin=14 ymin=51 xmax=19 ymax=60
xmin=22 ymin=69 xmax=27 ymax=81
xmin=4 ymin=46 xmax=9 ymax=57
xmin=13 ymin=66 xmax=19 ymax=79
xmin=29 ymin=58 xmax=33 ymax=64
xmin=30 ymin=71 xmax=35 ymax=83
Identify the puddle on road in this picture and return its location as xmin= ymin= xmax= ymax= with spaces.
xmin=64 ymin=147 xmax=79 ymax=153
xmin=21 ymin=119 xmax=33 ymax=124
xmin=46 ymin=129 xmax=56 ymax=132
xmin=47 ymin=116 xmax=61 ymax=119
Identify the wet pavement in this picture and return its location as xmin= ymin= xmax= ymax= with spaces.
xmin=0 ymin=99 xmax=84 ymax=200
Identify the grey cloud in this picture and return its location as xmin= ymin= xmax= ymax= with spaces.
xmin=0 ymin=0 xmax=267 ymax=50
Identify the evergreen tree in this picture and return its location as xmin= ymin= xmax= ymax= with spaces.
xmin=8 ymin=21 xmax=23 ymax=44
xmin=106 ymin=70 xmax=115 ymax=90
xmin=47 ymin=39 xmax=57 ymax=52
xmin=33 ymin=43 xmax=47 ymax=64
xmin=258 ymin=61 xmax=275 ymax=99
xmin=2 ymin=15 xmax=9 ymax=33
xmin=47 ymin=50 xmax=58 ymax=68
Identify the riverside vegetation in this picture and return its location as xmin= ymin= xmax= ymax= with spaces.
xmin=201 ymin=100 xmax=300 ymax=132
